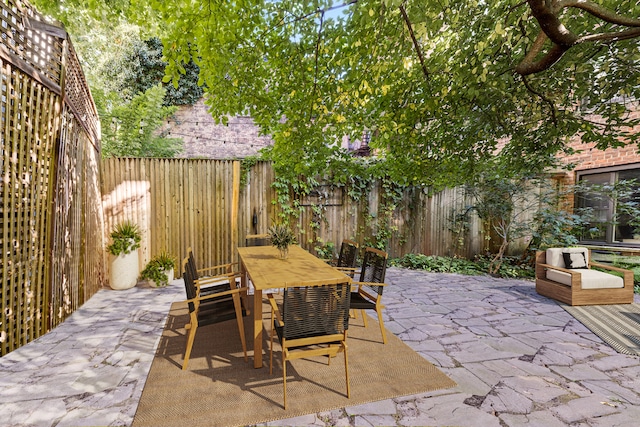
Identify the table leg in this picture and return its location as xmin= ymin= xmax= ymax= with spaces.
xmin=253 ymin=288 xmax=263 ymax=368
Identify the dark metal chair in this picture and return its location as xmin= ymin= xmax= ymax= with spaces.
xmin=181 ymin=256 xmax=248 ymax=370
xmin=268 ymin=281 xmax=352 ymax=409
xmin=245 ymin=233 xmax=271 ymax=246
xmin=334 ymin=239 xmax=359 ymax=277
xmin=350 ymin=247 xmax=389 ymax=344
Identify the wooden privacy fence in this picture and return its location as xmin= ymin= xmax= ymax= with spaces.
xmin=101 ymin=158 xmax=489 ymax=279
xmin=101 ymin=158 xmax=277 ymax=274
xmin=0 ymin=0 xmax=104 ymax=356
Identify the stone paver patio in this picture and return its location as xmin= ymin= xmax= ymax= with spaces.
xmin=1 ymin=267 xmax=639 ymax=426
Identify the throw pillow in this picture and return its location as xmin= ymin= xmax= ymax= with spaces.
xmin=562 ymin=251 xmax=587 ymax=269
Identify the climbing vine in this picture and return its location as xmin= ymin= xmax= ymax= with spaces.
xmin=261 ymin=149 xmax=412 ymax=253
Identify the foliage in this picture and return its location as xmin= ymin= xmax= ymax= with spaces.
xmin=33 ymin=0 xmax=640 ymax=189
xmin=268 ymin=223 xmax=297 ymax=251
xmin=392 ymin=253 xmax=484 ymax=276
xmin=314 ymin=240 xmax=336 ymax=260
xmin=140 ymin=251 xmax=176 ymax=287
xmin=107 ymin=221 xmax=141 ymax=256
xmin=100 ymin=85 xmax=182 ymax=158
xmin=392 ymin=252 xmax=535 ymax=279
xmin=460 ymin=164 xmax=542 ymax=274
xmin=239 ymin=156 xmax=260 ymax=187
xmin=102 ymin=37 xmax=203 ymax=106
xmin=472 ymin=255 xmax=535 ymax=279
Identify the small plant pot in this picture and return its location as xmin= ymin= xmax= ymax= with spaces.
xmin=147 ymin=268 xmax=174 ymax=287
xmin=110 ymin=251 xmax=139 ymax=290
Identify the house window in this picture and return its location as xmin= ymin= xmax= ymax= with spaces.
xmin=577 ymin=166 xmax=640 ymax=245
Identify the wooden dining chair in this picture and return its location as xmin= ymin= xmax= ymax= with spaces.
xmin=181 ymin=257 xmax=248 ymax=370
xmin=350 ymin=247 xmax=389 ymax=344
xmin=186 ymin=246 xmax=251 ymax=309
xmin=268 ymin=281 xmax=351 ymax=409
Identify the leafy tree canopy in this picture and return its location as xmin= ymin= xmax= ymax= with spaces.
xmin=102 ymin=36 xmax=203 ymax=106
xmin=33 ymin=0 xmax=640 ymax=188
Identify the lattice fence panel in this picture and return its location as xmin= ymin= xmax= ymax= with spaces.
xmin=0 ymin=61 xmax=58 ymax=354
xmin=1 ymin=0 xmax=103 ymax=356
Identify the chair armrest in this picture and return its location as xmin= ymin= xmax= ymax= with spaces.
xmin=186 ymin=285 xmax=247 ymax=304
xmin=197 ymin=262 xmax=239 ymax=275
xmin=195 ymin=271 xmax=241 ymax=287
xmin=590 ymin=262 xmax=635 ymax=287
xmin=590 ymin=261 xmax=631 ymax=274
xmin=538 ymin=262 xmax=577 ymax=274
xmin=267 ymin=293 xmax=283 ymax=325
xmin=351 ymin=281 xmax=388 ymax=287
xmin=194 ymin=273 xmax=240 ymax=290
xmin=336 ymin=267 xmax=358 ymax=278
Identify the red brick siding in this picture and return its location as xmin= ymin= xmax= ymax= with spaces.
xmin=161 ymin=99 xmax=273 ymax=159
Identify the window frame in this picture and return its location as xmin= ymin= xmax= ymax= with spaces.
xmin=576 ymin=163 xmax=640 ymax=247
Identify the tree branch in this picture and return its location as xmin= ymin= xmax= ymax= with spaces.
xmin=399 ymin=4 xmax=429 ymax=80
xmin=526 ymin=0 xmax=577 ymax=47
xmin=515 ymin=35 xmax=567 ymax=75
xmin=578 ymin=27 xmax=640 ymax=44
xmin=516 ymin=0 xmax=640 ymax=75
xmin=557 ymin=0 xmax=640 ymax=27
xmin=520 ymin=75 xmax=558 ymax=126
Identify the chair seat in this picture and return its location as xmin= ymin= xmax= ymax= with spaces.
xmin=350 ymin=292 xmax=376 ymax=310
xmin=546 ymin=268 xmax=624 ymax=289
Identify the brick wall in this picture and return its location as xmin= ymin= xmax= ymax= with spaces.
xmin=560 ymin=139 xmax=640 ymax=172
xmin=558 ymin=106 xmax=640 ymax=173
xmin=162 ymin=99 xmax=273 ymax=159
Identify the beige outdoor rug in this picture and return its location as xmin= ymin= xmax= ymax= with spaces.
xmin=132 ymin=301 xmax=456 ymax=427
xmin=563 ymin=303 xmax=640 ymax=356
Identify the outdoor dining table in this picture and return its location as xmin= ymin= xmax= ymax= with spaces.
xmin=237 ymin=244 xmax=352 ymax=368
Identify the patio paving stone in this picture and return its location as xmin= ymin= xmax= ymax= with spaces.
xmin=499 ymin=410 xmax=569 ymax=427
xmin=550 ymin=395 xmax=621 ymax=423
xmin=581 ymin=379 xmax=640 ymax=405
xmin=1 ymin=266 xmax=639 ymax=426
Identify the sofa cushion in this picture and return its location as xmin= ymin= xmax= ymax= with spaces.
xmin=546 ymin=247 xmax=589 ymax=268
xmin=562 ymin=251 xmax=587 ymax=269
xmin=546 ymin=268 xmax=624 ymax=289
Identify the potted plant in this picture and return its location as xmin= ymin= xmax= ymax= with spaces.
xmin=107 ymin=220 xmax=142 ymax=290
xmin=268 ymin=223 xmax=297 ymax=259
xmin=140 ymin=251 xmax=176 ymax=287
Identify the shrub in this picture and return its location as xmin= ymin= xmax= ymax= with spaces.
xmin=106 ymin=221 xmax=141 ymax=256
xmin=392 ymin=253 xmax=534 ymax=279
xmin=140 ymin=251 xmax=176 ymax=287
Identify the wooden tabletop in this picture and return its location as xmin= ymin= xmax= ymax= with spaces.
xmin=238 ymin=245 xmax=351 ymax=290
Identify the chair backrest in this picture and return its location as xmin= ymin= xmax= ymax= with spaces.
xmin=336 ymin=239 xmax=359 ymax=268
xmin=182 ymin=257 xmax=198 ymax=314
xmin=245 ymin=234 xmax=271 ymax=246
xmin=546 ymin=247 xmax=589 ymax=268
xmin=358 ymin=247 xmax=388 ymax=296
xmin=282 ymin=282 xmax=351 ymax=340
xmin=186 ymin=247 xmax=198 ymax=278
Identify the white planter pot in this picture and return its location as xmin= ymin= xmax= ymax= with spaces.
xmin=110 ymin=251 xmax=139 ymax=290
xmin=148 ymin=268 xmax=174 ymax=287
